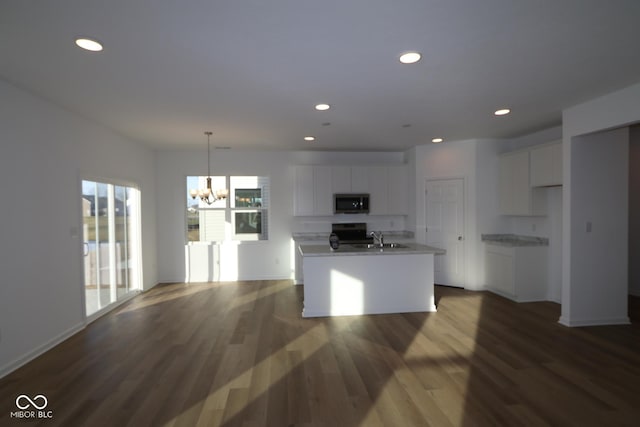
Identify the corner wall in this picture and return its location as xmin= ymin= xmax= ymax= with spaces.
xmin=630 ymin=125 xmax=640 ymax=296
xmin=561 ymin=81 xmax=640 ymax=326
xmin=564 ymin=128 xmax=629 ymax=325
xmin=0 ymin=79 xmax=157 ymax=376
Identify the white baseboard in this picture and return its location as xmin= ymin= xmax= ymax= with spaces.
xmin=0 ymin=322 xmax=85 ymax=379
xmin=183 ymin=275 xmax=294 ymax=283
xmin=0 ymin=288 xmax=153 ymax=380
xmin=558 ymin=316 xmax=631 ymax=327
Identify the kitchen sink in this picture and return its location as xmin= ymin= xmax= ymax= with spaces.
xmin=350 ymin=243 xmax=409 ymax=249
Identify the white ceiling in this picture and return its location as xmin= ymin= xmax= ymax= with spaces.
xmin=1 ymin=1 xmax=640 ymax=151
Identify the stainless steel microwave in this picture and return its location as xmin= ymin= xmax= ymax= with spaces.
xmin=334 ymin=193 xmax=370 ymax=214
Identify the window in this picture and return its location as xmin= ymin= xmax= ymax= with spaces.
xmin=186 ymin=176 xmax=269 ymax=242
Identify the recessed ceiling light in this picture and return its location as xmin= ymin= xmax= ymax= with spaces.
xmin=75 ymin=37 xmax=103 ymax=52
xmin=315 ymin=104 xmax=330 ymax=111
xmin=494 ymin=108 xmax=511 ymax=116
xmin=304 ymin=136 xmax=315 ymax=142
xmin=399 ymin=52 xmax=421 ymax=64
xmin=431 ymin=138 xmax=444 ymax=143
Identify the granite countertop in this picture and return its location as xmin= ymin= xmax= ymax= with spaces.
xmin=292 ymin=230 xmax=414 ymax=242
xmin=481 ymin=233 xmax=549 ymax=247
xmin=299 ymin=242 xmax=445 ymax=257
xmin=291 ymin=232 xmax=328 ymax=241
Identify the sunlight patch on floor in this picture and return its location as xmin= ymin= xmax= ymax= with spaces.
xmin=116 ymin=284 xmax=212 ymax=314
xmin=162 ymin=318 xmax=356 ymax=425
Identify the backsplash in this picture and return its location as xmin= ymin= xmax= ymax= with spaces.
xmin=291 ymin=216 xmax=407 ymax=234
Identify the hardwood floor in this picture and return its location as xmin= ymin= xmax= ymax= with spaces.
xmin=1 ymin=281 xmax=639 ymax=426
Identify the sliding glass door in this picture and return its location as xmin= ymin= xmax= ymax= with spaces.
xmin=82 ymin=180 xmax=141 ymax=317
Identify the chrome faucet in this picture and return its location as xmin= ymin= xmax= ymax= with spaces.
xmin=370 ymin=231 xmax=384 ymax=246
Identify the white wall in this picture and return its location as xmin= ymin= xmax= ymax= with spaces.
xmin=562 ymin=128 xmax=629 ymax=325
xmin=546 ymin=187 xmax=563 ymax=303
xmin=561 ymin=81 xmax=640 ymax=326
xmin=155 ymin=150 xmax=406 ymax=283
xmin=0 ymin=79 xmax=157 ymax=376
xmin=156 ymin=150 xmax=294 ymax=282
xmin=629 ymin=125 xmax=640 ymax=296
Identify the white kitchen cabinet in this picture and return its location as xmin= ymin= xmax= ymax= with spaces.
xmin=293 ymin=166 xmax=314 ymax=216
xmin=387 ymin=165 xmax=409 ymax=215
xmin=293 ymin=165 xmax=332 ymax=216
xmin=313 ymin=166 xmax=333 ymax=216
xmin=499 ymin=151 xmax=546 ymax=216
xmin=368 ymin=166 xmax=389 ymax=215
xmin=530 ymin=141 xmax=562 ymax=187
xmin=350 ymin=166 xmax=370 ymax=192
xmin=293 ymin=164 xmax=409 ymax=216
xmin=331 ymin=166 xmax=352 ymax=193
xmin=366 ymin=165 xmax=409 ymax=215
xmin=485 ymin=244 xmax=548 ymax=302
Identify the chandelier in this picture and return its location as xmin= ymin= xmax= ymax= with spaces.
xmin=189 ymin=131 xmax=229 ymax=204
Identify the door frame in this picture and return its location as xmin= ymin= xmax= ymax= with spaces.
xmin=78 ymin=173 xmax=143 ymax=324
xmin=424 ymin=176 xmax=467 ymax=288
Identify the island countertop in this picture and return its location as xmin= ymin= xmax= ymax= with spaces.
xmin=481 ymin=233 xmax=549 ymax=247
xmin=299 ymin=242 xmax=445 ymax=257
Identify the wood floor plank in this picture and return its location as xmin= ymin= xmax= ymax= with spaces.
xmin=1 ymin=282 xmax=639 ymax=426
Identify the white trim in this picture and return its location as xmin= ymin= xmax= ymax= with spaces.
xmin=558 ymin=316 xmax=631 ymax=327
xmin=79 ymin=178 xmax=144 ymax=318
xmin=424 ymin=176 xmax=467 ymax=288
xmin=79 ymin=171 xmax=141 ymax=190
xmin=0 ymin=323 xmax=84 ymax=379
xmin=0 ymin=284 xmax=156 ymax=379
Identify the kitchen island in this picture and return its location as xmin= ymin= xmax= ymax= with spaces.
xmin=299 ymin=243 xmax=444 ymax=317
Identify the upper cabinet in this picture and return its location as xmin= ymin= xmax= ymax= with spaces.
xmin=367 ymin=166 xmax=389 ymax=215
xmin=530 ymin=141 xmax=562 ymax=187
xmin=350 ymin=166 xmax=370 ymax=193
xmin=313 ymin=166 xmax=333 ymax=216
xmin=499 ymin=151 xmax=547 ymax=216
xmin=293 ymin=166 xmax=315 ymax=216
xmin=331 ymin=166 xmax=352 ymax=193
xmin=293 ymin=165 xmax=333 ymax=216
xmin=387 ymin=165 xmax=409 ymax=215
xmin=293 ymin=165 xmax=409 ymax=216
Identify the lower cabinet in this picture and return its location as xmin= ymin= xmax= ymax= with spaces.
xmin=485 ymin=244 xmax=548 ymax=302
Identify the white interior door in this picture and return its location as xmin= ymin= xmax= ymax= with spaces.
xmin=425 ymin=179 xmax=465 ymax=287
